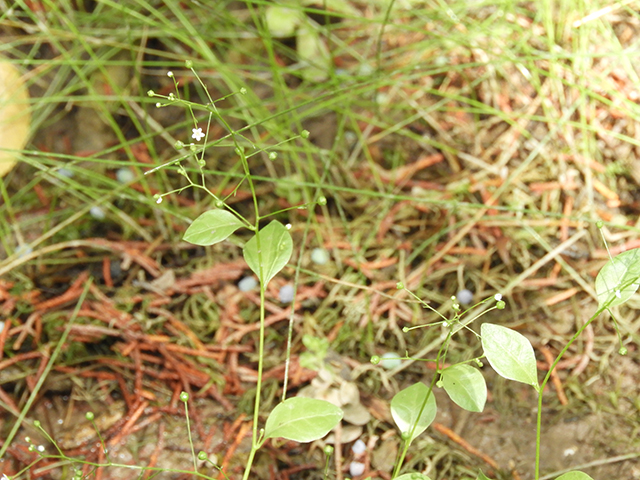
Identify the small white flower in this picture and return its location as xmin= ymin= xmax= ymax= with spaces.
xmin=494 ymin=293 xmax=502 ymax=301
xmin=192 ymin=128 xmax=205 ymax=141
xmin=167 ymin=71 xmax=174 ymax=77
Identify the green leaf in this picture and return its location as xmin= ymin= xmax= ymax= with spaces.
xmin=556 ymin=472 xmax=594 ymax=480
xmin=395 ymin=474 xmax=432 ymax=480
xmin=476 ymin=469 xmax=493 ymax=480
xmin=441 ymin=364 xmax=487 ymax=412
xmin=183 ymin=210 xmax=245 ymax=246
xmin=481 ymin=323 xmax=538 ymax=390
xmin=595 ymin=248 xmax=640 ymax=308
xmin=265 ymin=6 xmax=303 ymax=37
xmin=243 ymin=221 xmax=293 ymax=287
xmin=264 ymin=397 xmax=343 ymax=443
xmin=390 ymin=382 xmax=437 ymax=444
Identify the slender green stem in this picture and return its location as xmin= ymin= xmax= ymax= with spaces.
xmin=534 ymin=305 xmax=606 ymax=479
xmin=241 ymin=283 xmax=267 ymax=480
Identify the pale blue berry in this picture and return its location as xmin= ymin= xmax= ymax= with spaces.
xmin=238 ymin=276 xmax=257 ymax=292
xmin=349 ymin=461 xmax=365 ymax=477
xmin=116 ymin=168 xmax=135 ymax=184
xmin=380 ymin=352 xmax=402 ymax=370
xmin=279 ymin=284 xmax=294 ymax=303
xmin=351 ymin=439 xmax=366 ymax=455
xmin=456 ymin=289 xmax=473 ymax=306
xmin=90 ymin=206 xmax=105 ymax=220
xmin=311 ymin=248 xmax=329 ymax=265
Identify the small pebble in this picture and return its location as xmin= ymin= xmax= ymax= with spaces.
xmin=90 ymin=206 xmax=106 ymax=220
xmin=349 ymin=461 xmax=365 ymax=477
xmin=351 ymin=439 xmax=366 ymax=455
xmin=456 ymin=288 xmax=474 ymax=306
xmin=380 ymin=352 xmax=402 ymax=370
xmin=279 ymin=284 xmax=295 ymax=303
xmin=238 ymin=276 xmax=257 ymax=292
xmin=311 ymin=248 xmax=329 ymax=265
xmin=116 ymin=168 xmax=135 ymax=184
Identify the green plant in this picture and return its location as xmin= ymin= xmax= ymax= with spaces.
xmin=376 ymin=223 xmax=635 ymax=480
xmin=148 ymin=63 xmax=343 ymax=479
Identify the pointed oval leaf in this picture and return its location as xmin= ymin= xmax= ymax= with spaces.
xmin=441 ymin=364 xmax=487 ymax=412
xmin=395 ymin=474 xmax=432 ymax=480
xmin=390 ymin=382 xmax=437 ymax=444
xmin=595 ymin=248 xmax=640 ymax=308
xmin=183 ymin=210 xmax=245 ymax=246
xmin=0 ymin=57 xmax=31 ymax=178
xmin=481 ymin=323 xmax=538 ymax=390
xmin=243 ymin=221 xmax=293 ymax=286
xmin=264 ymin=397 xmax=343 ymax=443
xmin=556 ymin=472 xmax=594 ymax=480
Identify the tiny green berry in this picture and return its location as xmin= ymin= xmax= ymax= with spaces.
xmin=175 ymin=140 xmax=184 ymax=150
xmin=301 ymin=129 xmax=310 ymax=139
xmin=198 ymin=159 xmax=206 ymax=167
xmin=396 ymin=281 xmax=404 ymax=289
xmin=155 ymin=102 xmax=162 ymax=108
xmin=619 ymin=346 xmax=628 ymax=355
xmin=85 ymin=412 xmax=95 ymax=421
xmin=317 ymin=196 xmax=327 ymax=206
xmin=268 ymin=151 xmax=277 ymax=160
xmin=596 ymin=220 xmax=604 ymax=229
xmin=324 ymin=445 xmax=334 ymax=456
xmin=215 ymin=200 xmax=225 ymax=208
xmin=402 ymin=326 xmax=409 ymax=333
xmin=197 ymin=451 xmax=208 ymax=461
xmin=370 ymin=355 xmax=381 ymax=365
xmin=29 ymin=445 xmax=36 ymax=452
xmin=436 ymin=380 xmax=443 ymax=388
xmin=180 ymin=391 xmax=189 ymax=402
xmin=147 ymin=90 xmax=155 ymax=97
xmin=401 ymin=431 xmax=411 ymax=441
xmin=33 ymin=420 xmax=40 ymax=428
xmin=496 ymin=300 xmax=506 ymax=310
xmin=185 ymin=60 xmax=193 ymax=68
xmin=240 ymin=87 xmax=247 ymax=95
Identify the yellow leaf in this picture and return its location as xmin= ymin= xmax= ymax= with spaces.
xmin=0 ymin=57 xmax=31 ymax=177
